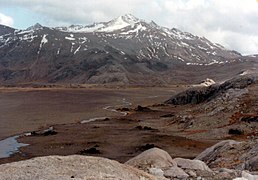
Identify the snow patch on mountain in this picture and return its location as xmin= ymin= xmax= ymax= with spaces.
xmin=38 ymin=34 xmax=48 ymax=54
xmin=120 ymin=24 xmax=147 ymax=35
xmin=74 ymin=45 xmax=81 ymax=54
xmin=65 ymin=37 xmax=75 ymax=41
xmin=57 ymin=23 xmax=105 ymax=33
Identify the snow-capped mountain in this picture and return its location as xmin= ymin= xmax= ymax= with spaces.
xmin=0 ymin=14 xmax=257 ymax=85
xmin=56 ymin=14 xmax=140 ymax=33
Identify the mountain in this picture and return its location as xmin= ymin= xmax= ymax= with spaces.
xmin=0 ymin=14 xmax=257 ymax=85
xmin=0 ymin=24 xmax=15 ymax=36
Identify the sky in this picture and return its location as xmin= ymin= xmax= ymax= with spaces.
xmin=0 ymin=0 xmax=258 ymax=55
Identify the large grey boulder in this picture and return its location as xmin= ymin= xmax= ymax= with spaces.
xmin=174 ymin=158 xmax=212 ymax=172
xmin=125 ymin=147 xmax=177 ymax=172
xmin=0 ymin=155 xmax=158 ymax=180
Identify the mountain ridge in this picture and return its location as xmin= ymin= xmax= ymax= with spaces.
xmin=0 ymin=14 xmax=257 ymax=85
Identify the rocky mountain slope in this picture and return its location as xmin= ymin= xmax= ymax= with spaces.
xmin=0 ymin=14 xmax=257 ymax=85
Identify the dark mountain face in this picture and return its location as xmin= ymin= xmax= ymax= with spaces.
xmin=0 ymin=14 xmax=257 ymax=85
xmin=0 ymin=25 xmax=15 ymax=36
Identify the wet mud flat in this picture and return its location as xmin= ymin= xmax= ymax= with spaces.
xmin=0 ymin=106 xmax=214 ymax=165
xmin=0 ymin=86 xmax=178 ymax=140
xmin=0 ymin=86 xmax=182 ymax=164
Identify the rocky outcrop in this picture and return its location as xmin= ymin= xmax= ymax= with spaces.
xmin=0 ymin=155 xmax=157 ymax=180
xmin=195 ymin=140 xmax=241 ymax=162
xmin=124 ymin=145 xmax=258 ymax=179
xmin=196 ymin=140 xmax=258 ymax=171
xmin=165 ymin=75 xmax=257 ymax=105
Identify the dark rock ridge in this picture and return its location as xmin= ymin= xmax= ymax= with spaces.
xmin=165 ymin=75 xmax=257 ymax=105
xmin=0 ymin=14 xmax=257 ymax=85
xmin=196 ymin=140 xmax=258 ymax=172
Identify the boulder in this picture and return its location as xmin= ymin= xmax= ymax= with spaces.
xmin=174 ymin=158 xmax=212 ymax=172
xmin=0 ymin=155 xmax=158 ymax=180
xmin=213 ymin=172 xmax=233 ymax=179
xmin=125 ymin=147 xmax=177 ymax=171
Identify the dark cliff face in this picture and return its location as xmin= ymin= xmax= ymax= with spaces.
xmin=165 ymin=75 xmax=257 ymax=105
xmin=0 ymin=15 xmax=257 ymax=85
xmin=0 ymin=25 xmax=15 ymax=36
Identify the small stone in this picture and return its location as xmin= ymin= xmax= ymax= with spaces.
xmin=164 ymin=166 xmax=189 ymax=179
xmin=214 ymin=172 xmax=232 ymax=179
xmin=148 ymin=167 xmax=164 ymax=177
xmin=187 ymin=170 xmax=197 ymax=177
xmin=218 ymin=168 xmax=235 ymax=174
xmin=241 ymin=171 xmax=258 ymax=180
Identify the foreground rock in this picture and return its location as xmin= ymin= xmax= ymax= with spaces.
xmin=126 ymin=148 xmax=216 ymax=179
xmin=0 ymin=155 xmax=157 ymax=180
xmin=1 ymin=143 xmax=257 ymax=179
xmin=125 ymin=146 xmax=258 ymax=179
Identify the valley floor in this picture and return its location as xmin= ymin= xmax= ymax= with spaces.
xmin=0 ymin=79 xmax=257 ymax=167
xmin=0 ymin=85 xmax=181 ymax=140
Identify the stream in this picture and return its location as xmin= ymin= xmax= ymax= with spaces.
xmin=81 ymin=98 xmax=132 ymax=124
xmin=0 ymin=135 xmax=28 ymax=158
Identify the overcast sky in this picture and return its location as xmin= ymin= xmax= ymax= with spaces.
xmin=0 ymin=0 xmax=258 ymax=55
